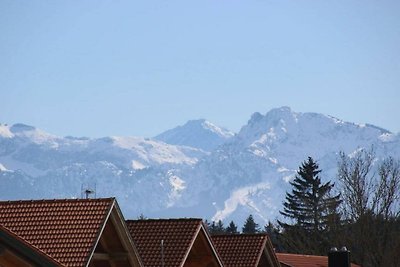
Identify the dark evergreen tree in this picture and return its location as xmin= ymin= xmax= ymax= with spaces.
xmin=264 ymin=221 xmax=284 ymax=252
xmin=203 ymin=219 xmax=211 ymax=230
xmin=208 ymin=220 xmax=225 ymax=234
xmin=226 ymin=220 xmax=239 ymax=234
xmin=216 ymin=220 xmax=225 ymax=234
xmin=208 ymin=221 xmax=217 ymax=233
xmin=278 ymin=157 xmax=341 ymax=254
xmin=242 ymin=214 xmax=260 ymax=233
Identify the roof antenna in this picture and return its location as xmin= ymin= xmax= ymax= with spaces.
xmin=85 ymin=189 xmax=94 ymax=199
xmin=81 ymin=183 xmax=96 ymax=199
xmin=161 ymin=239 xmax=165 ymax=267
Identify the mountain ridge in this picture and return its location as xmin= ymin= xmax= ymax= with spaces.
xmin=0 ymin=107 xmax=399 ymax=225
xmin=154 ymin=119 xmax=234 ymax=151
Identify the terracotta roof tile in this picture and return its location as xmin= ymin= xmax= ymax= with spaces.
xmin=276 ymin=253 xmax=361 ymax=267
xmin=126 ymin=219 xmax=203 ymax=267
xmin=0 ymin=224 xmax=64 ymax=266
xmin=212 ymin=233 xmax=269 ymax=267
xmin=0 ymin=198 xmax=114 ymax=267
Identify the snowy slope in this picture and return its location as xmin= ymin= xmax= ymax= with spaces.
xmin=165 ymin=107 xmax=400 ymax=224
xmin=0 ymin=123 xmax=205 ymax=173
xmin=0 ymin=108 xmax=399 ymax=226
xmin=154 ymin=119 xmax=234 ymax=151
xmin=0 ymin=123 xmax=207 ymax=211
xmin=225 ymin=107 xmax=399 ymax=223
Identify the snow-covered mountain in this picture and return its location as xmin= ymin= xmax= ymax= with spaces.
xmin=0 ymin=123 xmax=205 ymax=171
xmin=180 ymin=107 xmax=400 ymax=224
xmin=154 ymin=119 xmax=234 ymax=151
xmin=0 ymin=123 xmax=207 ymax=210
xmin=1 ymin=107 xmax=399 ymax=226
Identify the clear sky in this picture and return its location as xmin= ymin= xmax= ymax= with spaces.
xmin=1 ymin=0 xmax=399 ymax=138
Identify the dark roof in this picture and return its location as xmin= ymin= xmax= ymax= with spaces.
xmin=212 ymin=233 xmax=273 ymax=267
xmin=0 ymin=198 xmax=114 ymax=267
xmin=126 ymin=218 xmax=208 ymax=267
xmin=276 ymin=253 xmax=361 ymax=267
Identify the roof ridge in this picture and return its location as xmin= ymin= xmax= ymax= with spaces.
xmin=212 ymin=233 xmax=268 ymax=237
xmin=276 ymin=253 xmax=327 ymax=258
xmin=0 ymin=197 xmax=115 ymax=204
xmin=126 ymin=218 xmax=203 ymax=222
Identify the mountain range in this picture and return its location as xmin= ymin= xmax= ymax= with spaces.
xmin=1 ymin=107 xmax=399 ymax=226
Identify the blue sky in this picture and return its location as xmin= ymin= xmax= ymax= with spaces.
xmin=1 ymin=0 xmax=399 ymax=137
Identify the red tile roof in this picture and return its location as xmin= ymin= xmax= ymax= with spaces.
xmin=0 ymin=198 xmax=114 ymax=267
xmin=212 ymin=233 xmax=275 ymax=267
xmin=276 ymin=253 xmax=361 ymax=267
xmin=0 ymin=224 xmax=64 ymax=266
xmin=126 ymin=218 xmax=212 ymax=267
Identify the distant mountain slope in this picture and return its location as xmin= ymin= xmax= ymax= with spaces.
xmin=165 ymin=107 xmax=400 ymax=224
xmin=0 ymin=123 xmax=205 ymax=171
xmin=154 ymin=119 xmax=234 ymax=151
xmin=0 ymin=123 xmax=207 ymax=209
xmin=0 ymin=108 xmax=399 ymax=226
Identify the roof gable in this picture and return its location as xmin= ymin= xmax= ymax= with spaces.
xmin=89 ymin=202 xmax=143 ymax=267
xmin=184 ymin=224 xmax=224 ymax=267
xmin=126 ymin=219 xmax=223 ymax=267
xmin=0 ymin=198 xmax=114 ymax=267
xmin=212 ymin=233 xmax=280 ymax=267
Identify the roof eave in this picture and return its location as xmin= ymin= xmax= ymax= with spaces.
xmin=264 ymin=236 xmax=281 ymax=267
xmin=200 ymin=224 xmax=225 ymax=267
xmin=180 ymin=223 xmax=224 ymax=267
xmin=111 ymin=200 xmax=144 ymax=267
xmin=84 ymin=198 xmax=115 ymax=267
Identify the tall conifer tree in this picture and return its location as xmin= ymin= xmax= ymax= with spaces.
xmin=242 ymin=214 xmax=260 ymax=233
xmin=226 ymin=220 xmax=239 ymax=234
xmin=209 ymin=220 xmax=225 ymax=234
xmin=278 ymin=157 xmax=341 ymax=254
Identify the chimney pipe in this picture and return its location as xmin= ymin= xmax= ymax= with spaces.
xmin=328 ymin=247 xmax=350 ymax=267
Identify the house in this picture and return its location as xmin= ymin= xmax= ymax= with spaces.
xmin=0 ymin=198 xmax=142 ymax=267
xmin=276 ymin=253 xmax=361 ymax=267
xmin=125 ymin=219 xmax=224 ymax=267
xmin=211 ymin=233 xmax=281 ymax=267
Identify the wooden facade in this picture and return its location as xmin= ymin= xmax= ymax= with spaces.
xmin=184 ymin=226 xmax=221 ymax=267
xmin=88 ymin=202 xmax=142 ymax=267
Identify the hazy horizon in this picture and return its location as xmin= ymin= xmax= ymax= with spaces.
xmin=1 ymin=0 xmax=399 ymax=137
